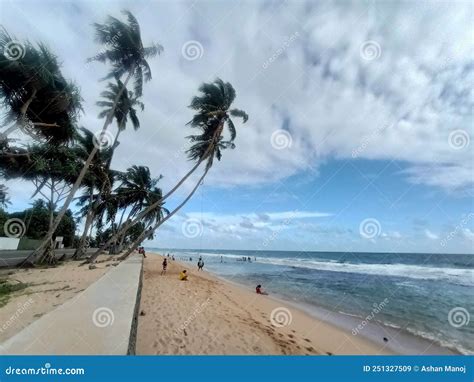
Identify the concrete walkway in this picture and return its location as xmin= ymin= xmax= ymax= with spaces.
xmin=0 ymin=254 xmax=143 ymax=355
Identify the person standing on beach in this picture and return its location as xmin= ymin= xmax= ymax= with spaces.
xmin=197 ymin=257 xmax=204 ymax=271
xmin=161 ymin=258 xmax=168 ymax=275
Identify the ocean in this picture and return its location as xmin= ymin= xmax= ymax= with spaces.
xmin=148 ymin=248 xmax=473 ymax=355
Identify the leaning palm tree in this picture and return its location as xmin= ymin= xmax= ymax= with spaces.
xmin=24 ymin=10 xmax=162 ymax=265
xmin=98 ymin=79 xmax=144 ymax=151
xmin=72 ymin=128 xmax=114 ymax=259
xmin=73 ymin=80 xmax=144 ymax=259
xmin=115 ymin=79 xmax=248 ymax=260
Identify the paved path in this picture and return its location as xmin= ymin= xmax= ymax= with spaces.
xmin=0 ymin=254 xmax=143 ymax=355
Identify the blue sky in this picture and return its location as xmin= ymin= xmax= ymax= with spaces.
xmin=1 ymin=0 xmax=473 ymax=254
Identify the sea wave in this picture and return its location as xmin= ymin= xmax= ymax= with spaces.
xmin=191 ymin=251 xmax=474 ymax=286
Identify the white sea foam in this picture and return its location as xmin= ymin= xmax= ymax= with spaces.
xmin=192 ymin=252 xmax=474 ymax=286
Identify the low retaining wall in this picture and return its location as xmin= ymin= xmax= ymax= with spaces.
xmin=0 ymin=254 xmax=143 ymax=355
xmin=0 ymin=248 xmax=99 ymax=267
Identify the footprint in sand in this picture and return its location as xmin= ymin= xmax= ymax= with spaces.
xmin=304 ymin=338 xmax=311 ymax=343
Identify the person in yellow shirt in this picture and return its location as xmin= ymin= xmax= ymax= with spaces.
xmin=179 ymin=270 xmax=188 ymax=281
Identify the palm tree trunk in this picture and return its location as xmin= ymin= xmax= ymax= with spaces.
xmin=87 ymin=124 xmax=223 ymax=263
xmin=73 ymin=204 xmax=95 ymax=260
xmin=21 ymin=70 xmax=134 ymax=267
xmin=118 ymin=165 xmax=210 ymax=261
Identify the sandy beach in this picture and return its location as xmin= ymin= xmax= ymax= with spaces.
xmin=136 ymin=253 xmax=393 ymax=355
xmin=0 ymin=255 xmax=116 ymax=343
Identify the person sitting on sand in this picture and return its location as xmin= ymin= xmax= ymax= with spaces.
xmin=256 ymin=284 xmax=268 ymax=295
xmin=179 ymin=270 xmax=188 ymax=281
xmin=161 ymin=258 xmax=168 ymax=275
xmin=197 ymin=257 xmax=204 ymax=271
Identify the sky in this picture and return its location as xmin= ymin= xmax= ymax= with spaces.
xmin=1 ymin=0 xmax=473 ymax=254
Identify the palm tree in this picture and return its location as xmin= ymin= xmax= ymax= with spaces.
xmin=116 ymin=79 xmax=248 ymax=260
xmin=25 ymin=10 xmax=162 ymax=265
xmin=110 ymin=166 xmax=161 ymax=252
xmin=98 ymin=79 xmax=144 ymax=151
xmin=0 ymin=28 xmax=83 ymax=143
xmin=90 ymin=79 xmax=247 ymax=262
xmin=72 ymin=128 xmax=114 ymax=259
xmin=73 ymin=78 xmax=144 ymax=260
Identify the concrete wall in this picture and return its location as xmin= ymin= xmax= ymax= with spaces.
xmin=0 ymin=248 xmax=99 ymax=267
xmin=0 ymin=254 xmax=143 ymax=355
xmin=0 ymin=237 xmax=19 ymax=250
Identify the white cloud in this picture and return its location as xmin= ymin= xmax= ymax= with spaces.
xmin=424 ymin=229 xmax=439 ymax=240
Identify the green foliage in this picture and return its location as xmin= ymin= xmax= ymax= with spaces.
xmin=2 ymin=200 xmax=76 ymax=247
xmin=0 ymin=27 xmax=83 ymax=143
xmin=186 ymin=78 xmax=248 ymax=168
xmin=0 ymin=279 xmax=28 ymax=307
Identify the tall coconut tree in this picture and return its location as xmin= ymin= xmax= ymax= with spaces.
xmin=115 ymin=79 xmax=248 ymax=261
xmin=72 ymin=128 xmax=114 ymax=259
xmin=98 ymin=79 xmax=144 ymax=151
xmin=25 ymin=10 xmax=162 ymax=265
xmin=89 ymin=79 xmax=247 ymax=262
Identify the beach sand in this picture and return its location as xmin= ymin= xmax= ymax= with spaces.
xmin=136 ymin=254 xmax=393 ymax=355
xmin=0 ymin=255 xmax=117 ymax=342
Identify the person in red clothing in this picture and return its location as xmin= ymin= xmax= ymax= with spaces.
xmin=256 ymin=284 xmax=268 ymax=295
